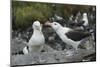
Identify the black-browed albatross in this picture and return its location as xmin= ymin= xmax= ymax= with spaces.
xmin=45 ymin=21 xmax=91 ymax=50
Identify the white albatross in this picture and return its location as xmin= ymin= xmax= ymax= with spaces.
xmin=23 ymin=21 xmax=45 ymax=54
xmin=82 ymin=13 xmax=89 ymax=27
xmin=45 ymin=21 xmax=91 ymax=50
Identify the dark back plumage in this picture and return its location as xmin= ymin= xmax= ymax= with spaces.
xmin=65 ymin=30 xmax=91 ymax=41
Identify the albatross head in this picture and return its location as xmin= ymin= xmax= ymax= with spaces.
xmin=45 ymin=21 xmax=62 ymax=31
xmin=32 ymin=21 xmax=42 ymax=31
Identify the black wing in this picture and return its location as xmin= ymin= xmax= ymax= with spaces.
xmin=65 ymin=30 xmax=91 ymax=41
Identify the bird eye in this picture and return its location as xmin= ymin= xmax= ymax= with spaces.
xmin=54 ymin=23 xmax=57 ymax=25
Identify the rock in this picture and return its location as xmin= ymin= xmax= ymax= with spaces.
xmin=11 ymin=39 xmax=27 ymax=54
xmin=82 ymin=52 xmax=96 ymax=61
xmin=11 ymin=49 xmax=95 ymax=66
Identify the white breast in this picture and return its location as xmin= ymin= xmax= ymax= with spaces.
xmin=28 ymin=31 xmax=45 ymax=46
xmin=82 ymin=15 xmax=88 ymax=26
xmin=27 ymin=30 xmax=45 ymax=52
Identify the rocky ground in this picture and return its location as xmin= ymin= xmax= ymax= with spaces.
xmin=11 ymin=26 xmax=96 ymax=67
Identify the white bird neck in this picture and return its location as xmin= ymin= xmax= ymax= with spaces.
xmin=83 ymin=15 xmax=88 ymax=20
xmin=33 ymin=29 xmax=42 ymax=36
xmin=56 ymin=26 xmax=67 ymax=36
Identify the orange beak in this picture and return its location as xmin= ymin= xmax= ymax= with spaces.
xmin=45 ymin=21 xmax=52 ymax=27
